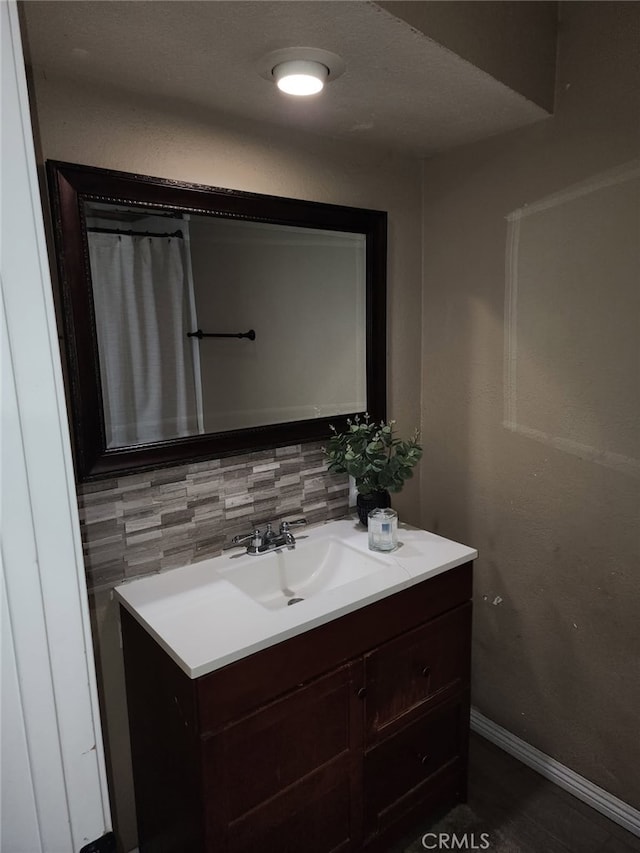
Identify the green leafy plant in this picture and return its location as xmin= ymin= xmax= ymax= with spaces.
xmin=324 ymin=415 xmax=422 ymax=496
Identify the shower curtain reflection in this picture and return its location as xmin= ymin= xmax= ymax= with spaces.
xmin=87 ymin=229 xmax=200 ymax=447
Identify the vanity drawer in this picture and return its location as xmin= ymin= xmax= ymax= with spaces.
xmin=202 ymin=663 xmax=359 ymax=825
xmin=224 ymin=761 xmax=354 ymax=853
xmin=364 ymin=695 xmax=468 ymax=835
xmin=364 ymin=602 xmax=471 ymax=743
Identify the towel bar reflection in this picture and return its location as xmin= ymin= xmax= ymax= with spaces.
xmin=187 ymin=329 xmax=256 ymax=341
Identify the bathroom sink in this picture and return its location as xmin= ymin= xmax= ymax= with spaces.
xmin=115 ymin=518 xmax=478 ymax=676
xmin=219 ymin=536 xmax=392 ymax=610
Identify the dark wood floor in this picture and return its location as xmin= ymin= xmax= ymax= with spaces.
xmin=396 ymin=733 xmax=640 ymax=853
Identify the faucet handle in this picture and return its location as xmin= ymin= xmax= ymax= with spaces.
xmin=232 ymin=528 xmax=262 ymax=546
xmin=280 ymin=518 xmax=306 ymax=532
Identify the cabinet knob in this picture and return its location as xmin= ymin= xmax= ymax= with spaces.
xmin=420 ymin=753 xmax=431 ymax=766
xmin=356 ymin=687 xmax=367 ymax=699
xmin=421 ymin=665 xmax=431 ymax=678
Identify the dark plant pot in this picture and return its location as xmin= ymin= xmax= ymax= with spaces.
xmin=356 ymin=490 xmax=391 ymax=527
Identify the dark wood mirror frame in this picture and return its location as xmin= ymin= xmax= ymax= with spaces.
xmin=47 ymin=161 xmax=387 ymax=482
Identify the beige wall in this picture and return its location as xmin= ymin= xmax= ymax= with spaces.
xmin=27 ymin=70 xmax=422 ymax=852
xmin=420 ymin=0 xmax=640 ymax=809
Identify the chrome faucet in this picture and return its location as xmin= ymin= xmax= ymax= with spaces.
xmin=231 ymin=518 xmax=306 ymax=555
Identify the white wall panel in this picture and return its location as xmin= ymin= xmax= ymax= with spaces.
xmin=0 ymin=2 xmax=111 ymax=849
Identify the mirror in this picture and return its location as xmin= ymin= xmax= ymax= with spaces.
xmin=47 ymin=161 xmax=387 ymax=480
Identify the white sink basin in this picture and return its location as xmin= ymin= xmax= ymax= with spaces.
xmin=115 ymin=519 xmax=478 ymax=676
xmin=219 ymin=536 xmax=392 ymax=610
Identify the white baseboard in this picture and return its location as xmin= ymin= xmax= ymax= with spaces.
xmin=470 ymin=708 xmax=640 ymax=838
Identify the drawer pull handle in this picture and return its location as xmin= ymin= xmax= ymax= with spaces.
xmin=357 ymin=687 xmax=367 ymax=699
xmin=421 ymin=666 xmax=431 ymax=678
xmin=420 ymin=753 xmax=431 ymax=766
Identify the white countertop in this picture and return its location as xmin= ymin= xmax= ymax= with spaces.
xmin=114 ymin=518 xmax=477 ymax=679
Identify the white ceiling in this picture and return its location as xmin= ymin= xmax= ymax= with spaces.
xmin=22 ymin=0 xmax=549 ymax=158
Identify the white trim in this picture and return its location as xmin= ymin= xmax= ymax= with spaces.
xmin=505 ymin=160 xmax=640 ymax=221
xmin=1 ymin=2 xmax=112 ymax=848
xmin=501 ymin=422 xmax=640 ymax=479
xmin=503 ymin=212 xmax=520 ymax=429
xmin=470 ymin=708 xmax=640 ymax=838
xmin=501 ymin=160 xmax=640 ymax=478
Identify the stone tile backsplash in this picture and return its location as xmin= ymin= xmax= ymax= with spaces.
xmin=77 ymin=442 xmax=349 ymax=593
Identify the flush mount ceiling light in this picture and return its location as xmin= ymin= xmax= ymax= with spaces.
xmin=273 ymin=60 xmax=328 ymax=96
xmin=258 ymin=47 xmax=345 ymax=97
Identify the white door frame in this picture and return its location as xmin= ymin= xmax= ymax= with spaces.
xmin=1 ymin=1 xmax=112 ymax=849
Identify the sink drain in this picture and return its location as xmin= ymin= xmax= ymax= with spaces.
xmin=287 ymin=597 xmax=305 ymax=606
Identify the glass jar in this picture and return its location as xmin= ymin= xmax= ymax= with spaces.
xmin=368 ymin=507 xmax=398 ymax=552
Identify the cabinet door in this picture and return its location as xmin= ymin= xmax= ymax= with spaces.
xmin=363 ymin=695 xmax=469 ymax=837
xmin=364 ymin=603 xmax=471 ymax=743
xmin=202 ymin=662 xmax=363 ymax=852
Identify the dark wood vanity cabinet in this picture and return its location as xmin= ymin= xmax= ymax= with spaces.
xmin=121 ymin=562 xmax=473 ymax=853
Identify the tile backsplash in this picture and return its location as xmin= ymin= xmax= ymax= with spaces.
xmin=78 ymin=442 xmax=349 ymax=593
